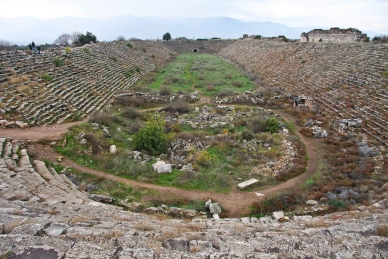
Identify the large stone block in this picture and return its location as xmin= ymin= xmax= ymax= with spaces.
xmin=152 ymin=161 xmax=172 ymax=174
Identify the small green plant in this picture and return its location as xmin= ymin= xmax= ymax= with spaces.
xmin=110 ymin=56 xmax=117 ymax=62
xmin=65 ymin=46 xmax=71 ymax=53
xmin=136 ymin=66 xmax=140 ymax=72
xmin=127 ymin=43 xmax=133 ymax=48
xmin=318 ymin=38 xmax=323 ymax=42
xmin=83 ymin=47 xmax=90 ymax=53
xmin=151 ymin=54 xmax=155 ymax=59
xmin=53 ymin=58 xmax=64 ymax=67
xmin=41 ymin=73 xmax=53 ymax=81
xmin=0 ymin=251 xmax=12 ymax=259
xmin=328 ymin=199 xmax=346 ymax=209
xmin=124 ymin=68 xmax=134 ymax=77
xmin=142 ymin=47 xmax=146 ymax=53
xmin=382 ymin=70 xmax=388 ymax=77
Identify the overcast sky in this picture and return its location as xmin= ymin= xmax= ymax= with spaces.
xmin=1 ymin=0 xmax=387 ymax=33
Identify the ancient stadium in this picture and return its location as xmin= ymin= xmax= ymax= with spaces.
xmin=0 ymin=30 xmax=388 ymax=258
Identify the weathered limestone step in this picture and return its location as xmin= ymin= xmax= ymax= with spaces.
xmin=18 ymin=149 xmax=34 ymax=173
xmin=33 ymin=161 xmax=85 ymax=205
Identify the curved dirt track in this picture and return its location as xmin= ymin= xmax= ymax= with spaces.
xmin=1 ymin=109 xmax=319 ymax=217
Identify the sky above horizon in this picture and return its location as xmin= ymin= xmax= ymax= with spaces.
xmin=1 ymin=0 xmax=387 ymax=33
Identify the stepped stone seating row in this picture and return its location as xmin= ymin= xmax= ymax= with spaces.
xmin=0 ymin=41 xmax=175 ymax=126
xmin=219 ymin=41 xmax=388 ymax=146
xmin=0 ymin=137 xmax=89 ymax=204
xmin=0 ymin=137 xmax=387 ymax=257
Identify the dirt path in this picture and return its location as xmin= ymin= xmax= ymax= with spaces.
xmin=0 ymin=119 xmax=88 ymax=141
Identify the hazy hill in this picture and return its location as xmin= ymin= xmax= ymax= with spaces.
xmin=0 ymin=15 xmax=383 ymax=45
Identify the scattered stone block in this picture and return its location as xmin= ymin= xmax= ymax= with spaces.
xmin=110 ymin=145 xmax=117 ymax=154
xmin=209 ymin=203 xmax=222 ymax=215
xmin=238 ymin=179 xmax=258 ymax=189
xmin=45 ymin=222 xmax=69 ymax=237
xmin=306 ymin=200 xmax=319 ymax=206
xmin=152 ymin=161 xmax=172 ymax=174
xmin=272 ymin=211 xmax=284 ymax=220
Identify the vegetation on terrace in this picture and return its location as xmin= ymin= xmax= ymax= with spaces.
xmin=135 ymin=53 xmax=256 ymax=96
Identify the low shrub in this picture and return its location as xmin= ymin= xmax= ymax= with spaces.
xmin=232 ymin=81 xmax=242 ymax=87
xmin=241 ymin=130 xmax=255 ymax=140
xmin=218 ymin=89 xmax=236 ymax=97
xmin=127 ymin=43 xmax=133 ymax=48
xmin=90 ymin=111 xmax=122 ymax=126
xmin=121 ymin=107 xmax=143 ymax=120
xmin=159 ymin=85 xmax=172 ymax=96
xmin=162 ymin=100 xmax=190 ymax=114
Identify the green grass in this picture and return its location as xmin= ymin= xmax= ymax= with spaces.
xmin=144 ymin=53 xmax=256 ymax=96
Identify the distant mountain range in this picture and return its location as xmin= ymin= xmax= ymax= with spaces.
xmin=0 ymin=15 xmax=383 ymax=45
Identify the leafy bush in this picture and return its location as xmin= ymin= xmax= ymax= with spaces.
xmin=65 ymin=47 xmax=71 ymax=53
xmin=132 ymin=113 xmax=168 ymax=155
xmin=133 ymin=125 xmax=168 ymax=155
xmin=136 ymin=66 xmax=141 ymax=72
xmin=265 ymin=117 xmax=280 ymax=133
xmin=159 ymin=85 xmax=172 ymax=96
xmin=53 ymin=58 xmax=64 ymax=67
xmin=77 ymin=31 xmax=97 ymax=46
xmin=83 ymin=48 xmax=90 ymax=53
xmin=195 ymin=150 xmax=215 ymax=167
xmin=110 ymin=56 xmax=117 ymax=62
xmin=127 ymin=43 xmax=133 ymax=48
xmin=41 ymin=73 xmax=53 ymax=81
xmin=142 ymin=48 xmax=146 ymax=53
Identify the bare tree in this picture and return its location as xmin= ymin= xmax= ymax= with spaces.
xmin=117 ymin=35 xmax=125 ymax=41
xmin=53 ymin=34 xmax=70 ymax=46
xmin=0 ymin=39 xmax=12 ymax=51
xmin=69 ymin=32 xmax=82 ymax=45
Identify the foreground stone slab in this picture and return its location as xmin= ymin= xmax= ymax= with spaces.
xmin=238 ymin=179 xmax=258 ymax=189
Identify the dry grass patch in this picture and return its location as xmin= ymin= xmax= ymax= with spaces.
xmin=377 ymin=225 xmax=388 ymax=237
xmin=7 ymin=75 xmax=29 ymax=85
xmin=70 ymin=216 xmax=100 ymax=225
xmin=190 ymin=245 xmax=204 ymax=253
xmin=133 ymin=221 xmax=155 ymax=231
xmin=304 ymin=219 xmax=329 ymax=228
xmin=16 ymin=85 xmax=31 ymax=93
xmin=102 ymin=230 xmax=124 ymax=239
